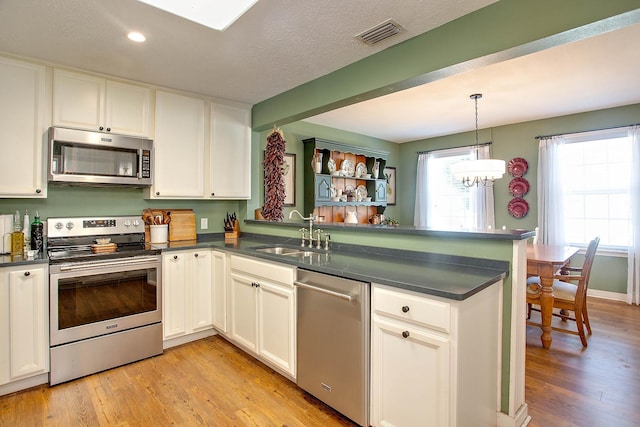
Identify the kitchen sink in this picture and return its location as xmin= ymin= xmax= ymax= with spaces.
xmin=254 ymin=246 xmax=303 ymax=255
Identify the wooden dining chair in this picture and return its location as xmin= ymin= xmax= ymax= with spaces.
xmin=526 ymin=236 xmax=600 ymax=347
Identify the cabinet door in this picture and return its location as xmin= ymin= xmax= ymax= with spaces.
xmin=0 ymin=265 xmax=48 ymax=385
xmin=211 ymin=250 xmax=228 ymax=333
xmin=229 ymin=272 xmax=258 ymax=352
xmin=209 ymin=103 xmax=251 ymax=199
xmin=53 ymin=69 xmax=104 ymax=130
xmin=151 ymin=91 xmax=205 ymax=198
xmin=104 ymin=80 xmax=151 ymax=136
xmin=190 ymin=250 xmax=213 ymax=332
xmin=374 ymin=180 xmax=387 ymax=202
xmin=315 ymin=175 xmax=332 ymax=202
xmin=0 ymin=57 xmax=48 ymax=198
xmin=162 ymin=252 xmax=188 ymax=339
xmin=371 ymin=317 xmax=450 ymax=427
xmin=257 ymin=281 xmax=295 ymax=376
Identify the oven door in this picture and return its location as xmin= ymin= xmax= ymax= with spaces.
xmin=49 ymin=255 xmax=162 ymax=346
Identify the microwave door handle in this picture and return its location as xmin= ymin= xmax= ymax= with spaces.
xmin=137 ymin=148 xmax=143 ymax=179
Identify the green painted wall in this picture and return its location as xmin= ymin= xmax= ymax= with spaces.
xmin=398 ymin=103 xmax=640 ymax=294
xmin=0 ymin=187 xmax=241 ymax=234
xmin=248 ymin=121 xmax=401 ymax=220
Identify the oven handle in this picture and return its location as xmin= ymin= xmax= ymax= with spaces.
xmin=58 ymin=256 xmax=160 ymax=271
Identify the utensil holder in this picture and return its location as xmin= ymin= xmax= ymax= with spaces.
xmin=150 ymin=224 xmax=168 ymax=243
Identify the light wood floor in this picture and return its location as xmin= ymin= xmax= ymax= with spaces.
xmin=1 ymin=298 xmax=638 ymax=426
xmin=526 ymin=297 xmax=640 ymax=427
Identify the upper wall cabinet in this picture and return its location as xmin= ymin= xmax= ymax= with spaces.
xmin=146 ymin=93 xmax=251 ymax=200
xmin=0 ymin=56 xmax=49 ymax=198
xmin=52 ymin=69 xmax=151 ymax=137
xmin=209 ymin=103 xmax=251 ymax=199
xmin=149 ymin=91 xmax=206 ymax=199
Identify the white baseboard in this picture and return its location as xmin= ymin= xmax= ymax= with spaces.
xmin=497 ymin=403 xmax=531 ymax=427
xmin=588 ymin=289 xmax=627 ymax=302
xmin=163 ymin=328 xmax=217 ymax=349
xmin=0 ymin=373 xmax=49 ymax=397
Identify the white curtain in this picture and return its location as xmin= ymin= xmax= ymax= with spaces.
xmin=413 ymin=153 xmax=429 ymax=227
xmin=627 ymin=126 xmax=640 ymax=305
xmin=537 ymin=136 xmax=566 ymax=245
xmin=475 ymin=145 xmax=496 ymax=229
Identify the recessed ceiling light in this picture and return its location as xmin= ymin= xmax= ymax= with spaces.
xmin=135 ymin=0 xmax=259 ymax=31
xmin=127 ymin=31 xmax=146 ymax=42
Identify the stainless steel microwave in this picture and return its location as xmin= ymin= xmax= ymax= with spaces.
xmin=48 ymin=127 xmax=153 ymax=187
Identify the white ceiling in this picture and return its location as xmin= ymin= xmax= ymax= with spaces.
xmin=304 ymin=22 xmax=640 ymax=143
xmin=0 ymin=1 xmax=638 ymax=144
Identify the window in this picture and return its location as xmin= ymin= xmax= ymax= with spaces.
xmin=414 ymin=145 xmax=495 ymax=230
xmin=561 ymin=130 xmax=632 ymax=249
xmin=426 ymin=147 xmax=476 ymax=229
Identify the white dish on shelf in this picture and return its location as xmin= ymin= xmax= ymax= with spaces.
xmin=356 ymin=185 xmax=367 ymax=200
xmin=363 ymin=173 xmax=372 ymax=179
xmin=327 ymin=158 xmax=336 ymax=173
xmin=340 ymin=159 xmax=355 ymax=177
xmin=355 ymin=162 xmax=367 ymax=178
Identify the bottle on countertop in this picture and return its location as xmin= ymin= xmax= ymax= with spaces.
xmin=23 ymin=209 xmax=31 ymax=254
xmin=30 ymin=211 xmax=44 ymax=253
xmin=10 ymin=210 xmax=24 ymax=256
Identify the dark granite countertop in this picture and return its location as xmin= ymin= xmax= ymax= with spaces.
xmin=0 ymin=233 xmax=509 ymax=301
xmin=0 ymin=253 xmax=48 ymax=267
xmin=161 ymin=233 xmax=509 ymax=301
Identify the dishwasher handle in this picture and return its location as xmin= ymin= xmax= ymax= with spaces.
xmin=294 ymin=280 xmax=354 ymax=301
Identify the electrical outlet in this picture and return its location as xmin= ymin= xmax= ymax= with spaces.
xmin=201 ymin=218 xmax=208 ymax=229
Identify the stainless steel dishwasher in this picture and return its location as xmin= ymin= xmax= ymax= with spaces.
xmin=295 ymin=269 xmax=370 ymax=427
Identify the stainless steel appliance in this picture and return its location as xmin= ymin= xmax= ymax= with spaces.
xmin=295 ymin=269 xmax=370 ymax=426
xmin=48 ymin=127 xmax=153 ymax=187
xmin=48 ymin=215 xmax=162 ymax=385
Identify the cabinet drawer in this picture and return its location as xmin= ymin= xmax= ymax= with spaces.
xmin=230 ymin=255 xmax=295 ymax=287
xmin=373 ymin=285 xmax=450 ymax=333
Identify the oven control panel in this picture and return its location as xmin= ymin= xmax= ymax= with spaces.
xmin=48 ymin=216 xmax=144 ymax=238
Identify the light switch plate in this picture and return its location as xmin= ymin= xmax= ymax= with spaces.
xmin=201 ymin=218 xmax=208 ymax=229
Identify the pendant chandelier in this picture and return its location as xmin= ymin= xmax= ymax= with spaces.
xmin=451 ymin=94 xmax=505 ymax=187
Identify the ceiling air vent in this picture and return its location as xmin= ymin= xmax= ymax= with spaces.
xmin=355 ymin=19 xmax=405 ymax=45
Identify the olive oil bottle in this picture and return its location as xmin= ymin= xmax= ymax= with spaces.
xmin=10 ymin=210 xmax=24 ymax=256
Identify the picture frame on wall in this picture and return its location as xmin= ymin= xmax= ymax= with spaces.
xmin=383 ymin=166 xmax=396 ymax=205
xmin=283 ymin=153 xmax=296 ymax=206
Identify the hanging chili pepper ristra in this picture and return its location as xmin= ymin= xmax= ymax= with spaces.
xmin=263 ymin=127 xmax=286 ymax=221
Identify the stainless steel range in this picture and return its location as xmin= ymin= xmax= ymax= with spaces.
xmin=47 ymin=215 xmax=163 ymax=385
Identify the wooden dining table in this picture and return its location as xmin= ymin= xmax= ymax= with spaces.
xmin=526 ymin=243 xmax=581 ymax=349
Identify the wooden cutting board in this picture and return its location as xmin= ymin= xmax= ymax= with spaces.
xmin=144 ymin=209 xmax=196 ymax=242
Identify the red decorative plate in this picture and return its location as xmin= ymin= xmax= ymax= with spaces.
xmin=507 ymin=157 xmax=528 ymax=177
xmin=508 ymin=198 xmax=529 ymax=218
xmin=508 ymin=177 xmax=530 ymax=197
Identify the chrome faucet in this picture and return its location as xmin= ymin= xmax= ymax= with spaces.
xmin=289 ymin=210 xmax=316 ymax=247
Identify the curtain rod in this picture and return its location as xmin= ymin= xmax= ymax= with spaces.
xmin=417 ymin=141 xmax=492 ymax=155
xmin=535 ymin=123 xmax=640 ymax=140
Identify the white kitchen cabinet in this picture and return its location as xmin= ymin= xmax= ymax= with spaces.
xmin=229 ymin=255 xmax=296 ymax=378
xmin=371 ymin=282 xmax=501 ymax=427
xmin=52 ymin=69 xmax=151 ymax=136
xmin=0 ymin=56 xmax=48 ymax=198
xmin=208 ymin=103 xmax=251 ymax=199
xmin=148 ymin=91 xmax=205 ymax=199
xmin=162 ymin=249 xmax=213 ymax=343
xmin=0 ymin=264 xmax=49 ymax=388
xmin=211 ymin=250 xmax=228 ymax=333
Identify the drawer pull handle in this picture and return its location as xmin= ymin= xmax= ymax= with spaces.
xmin=401 ymin=305 xmax=410 ymax=313
xmin=402 ymin=331 xmax=410 ymax=339
xmin=173 ymin=255 xmax=178 ymax=260
xmin=24 ymin=271 xmax=31 ymax=277
xmin=194 ymin=253 xmax=198 ymax=257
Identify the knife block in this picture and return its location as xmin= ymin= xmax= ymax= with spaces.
xmin=225 ymin=220 xmax=240 ymax=241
